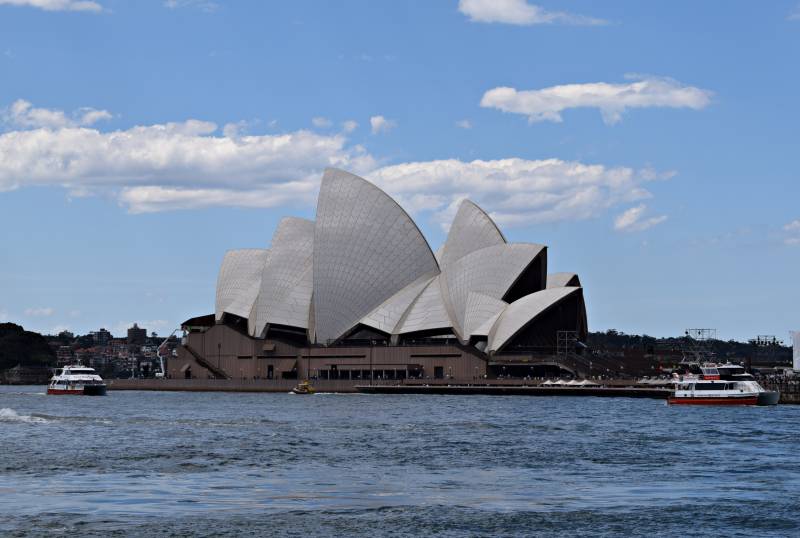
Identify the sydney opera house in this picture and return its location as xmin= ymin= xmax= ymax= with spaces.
xmin=172 ymin=168 xmax=587 ymax=382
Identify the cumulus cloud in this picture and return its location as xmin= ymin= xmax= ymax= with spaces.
xmin=164 ymin=0 xmax=217 ymax=12
xmin=458 ymin=0 xmax=606 ymax=26
xmin=0 ymin=100 xmax=376 ymax=213
xmin=784 ymin=219 xmax=800 ymax=245
xmin=370 ymin=115 xmax=396 ymax=134
xmin=3 ymin=99 xmax=111 ymax=129
xmin=0 ymin=99 xmax=672 ymax=225
xmin=24 ymin=307 xmax=55 ymax=317
xmin=613 ymin=204 xmax=667 ymax=232
xmin=368 ymin=159 xmax=669 ymax=229
xmin=481 ymin=76 xmax=712 ymax=124
xmin=0 ymin=0 xmax=102 ymax=11
xmin=311 ymin=116 xmax=332 ymax=128
xmin=341 ymin=120 xmax=358 ymax=133
xmin=455 ymin=119 xmax=472 ymax=129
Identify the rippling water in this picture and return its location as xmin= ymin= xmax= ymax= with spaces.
xmin=1 ymin=386 xmax=798 ymax=537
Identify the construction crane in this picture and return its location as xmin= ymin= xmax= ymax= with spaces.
xmin=155 ymin=329 xmax=179 ymax=378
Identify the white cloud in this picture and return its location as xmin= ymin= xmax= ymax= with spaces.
xmin=0 ymin=308 xmax=9 ymax=321
xmin=4 ymin=99 xmax=111 ymax=129
xmin=613 ymin=204 xmax=667 ymax=232
xmin=369 ymin=159 xmax=669 ymax=229
xmin=0 ymin=99 xmax=672 ymax=225
xmin=341 ymin=120 xmax=358 ymax=133
xmin=311 ymin=116 xmax=332 ymax=128
xmin=789 ymin=4 xmax=800 ymax=20
xmin=370 ymin=115 xmax=396 ymax=134
xmin=784 ymin=219 xmax=800 ymax=245
xmin=0 ymin=0 xmax=101 ymax=12
xmin=24 ymin=307 xmax=55 ymax=317
xmin=455 ymin=119 xmax=472 ymax=129
xmin=164 ymin=0 xmax=217 ymax=12
xmin=0 ymin=100 xmax=376 ymax=213
xmin=458 ymin=0 xmax=606 ymax=26
xmin=481 ymin=76 xmax=712 ymax=124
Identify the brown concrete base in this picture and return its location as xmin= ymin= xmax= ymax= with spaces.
xmin=107 ymin=378 xmax=359 ymax=393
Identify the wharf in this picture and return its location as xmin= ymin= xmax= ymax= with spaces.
xmin=106 ymin=378 xmax=669 ymax=398
xmin=355 ymin=384 xmax=670 ymax=399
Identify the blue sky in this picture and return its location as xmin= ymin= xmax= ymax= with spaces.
xmin=0 ymin=0 xmax=798 ymax=341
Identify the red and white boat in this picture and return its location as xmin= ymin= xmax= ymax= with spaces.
xmin=668 ymin=363 xmax=778 ymax=406
xmin=47 ymin=365 xmax=107 ymax=396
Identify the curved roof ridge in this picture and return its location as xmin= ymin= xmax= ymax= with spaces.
xmin=439 ymin=199 xmax=507 ymax=269
xmin=360 ymin=273 xmax=437 ymax=335
xmin=250 ymin=217 xmax=315 ymax=336
xmin=313 ymin=168 xmax=440 ymax=344
xmin=546 ymin=272 xmax=581 ymax=289
xmin=336 ymin=168 xmax=440 ymax=270
xmin=487 ymin=286 xmax=582 ymax=353
xmin=462 ymin=199 xmax=507 ymax=243
xmin=215 ymin=248 xmax=269 ymax=321
xmin=439 ymin=242 xmax=546 ymax=339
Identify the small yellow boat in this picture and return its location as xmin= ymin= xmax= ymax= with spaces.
xmin=291 ymin=380 xmax=316 ymax=394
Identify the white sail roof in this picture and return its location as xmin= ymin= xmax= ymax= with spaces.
xmin=215 ymin=249 xmax=269 ymax=321
xmin=463 ymin=292 xmax=507 ymax=338
xmin=440 ymin=243 xmax=546 ymax=339
xmin=312 ymin=168 xmax=439 ymax=343
xmin=396 ymin=276 xmax=453 ymax=334
xmin=487 ymin=286 xmax=581 ymax=354
xmin=546 ymin=272 xmax=581 ymax=289
xmin=360 ymin=275 xmax=435 ymax=334
xmin=439 ymin=199 xmax=506 ymax=269
xmin=250 ymin=217 xmax=314 ymax=336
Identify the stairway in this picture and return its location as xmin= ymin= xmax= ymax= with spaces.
xmin=183 ymin=344 xmax=231 ymax=379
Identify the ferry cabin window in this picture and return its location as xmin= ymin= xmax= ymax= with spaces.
xmin=693 ymin=383 xmax=727 ymax=390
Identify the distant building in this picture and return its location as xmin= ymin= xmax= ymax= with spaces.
xmin=56 ymin=345 xmax=74 ymax=366
xmin=127 ymin=323 xmax=147 ymax=346
xmin=90 ymin=328 xmax=112 ymax=346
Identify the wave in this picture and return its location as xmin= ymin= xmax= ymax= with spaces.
xmin=0 ymin=408 xmax=49 ymax=424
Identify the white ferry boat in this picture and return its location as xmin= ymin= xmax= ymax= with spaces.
xmin=47 ymin=365 xmax=107 ymax=396
xmin=669 ymin=363 xmax=778 ymax=406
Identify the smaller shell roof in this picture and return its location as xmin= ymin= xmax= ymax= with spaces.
xmin=215 ymin=249 xmax=269 ymax=321
xmin=440 ymin=242 xmax=546 ymax=339
xmin=463 ymin=292 xmax=507 ymax=339
xmin=250 ymin=217 xmax=314 ymax=336
xmin=439 ymin=199 xmax=506 ymax=269
xmin=360 ymin=274 xmax=436 ymax=334
xmin=546 ymin=272 xmax=581 ymax=289
xmin=395 ymin=275 xmax=452 ymax=334
xmin=487 ymin=286 xmax=582 ymax=354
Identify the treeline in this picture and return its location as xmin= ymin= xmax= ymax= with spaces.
xmin=0 ymin=323 xmax=56 ymax=371
xmin=587 ymin=329 xmax=791 ymax=360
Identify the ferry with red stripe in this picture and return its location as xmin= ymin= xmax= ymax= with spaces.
xmin=47 ymin=365 xmax=107 ymax=396
xmin=668 ymin=363 xmax=778 ymax=406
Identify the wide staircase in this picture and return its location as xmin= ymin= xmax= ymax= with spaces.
xmin=183 ymin=344 xmax=231 ymax=379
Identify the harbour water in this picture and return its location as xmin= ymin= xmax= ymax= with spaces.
xmin=1 ymin=386 xmax=798 ymax=537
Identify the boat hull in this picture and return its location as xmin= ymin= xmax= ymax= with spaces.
xmin=757 ymin=391 xmax=780 ymax=406
xmin=47 ymin=385 xmax=107 ymax=396
xmin=668 ymin=396 xmax=758 ymax=405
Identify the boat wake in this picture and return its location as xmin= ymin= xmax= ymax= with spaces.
xmin=0 ymin=408 xmax=49 ymax=424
